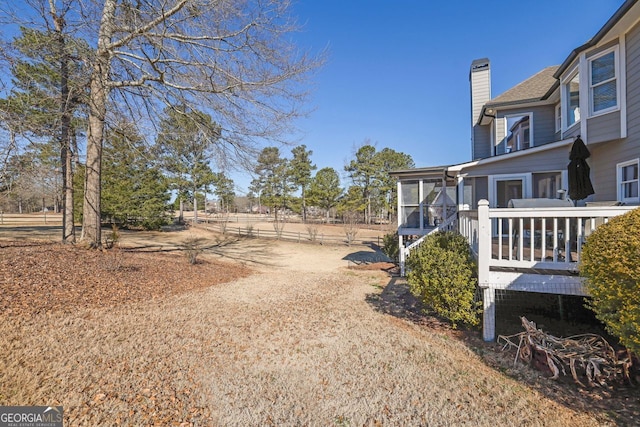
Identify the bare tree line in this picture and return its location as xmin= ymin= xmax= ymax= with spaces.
xmin=0 ymin=0 xmax=324 ymax=246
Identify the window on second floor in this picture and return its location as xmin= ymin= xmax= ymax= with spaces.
xmin=504 ymin=114 xmax=531 ymax=153
xmin=589 ymin=47 xmax=618 ymax=115
xmin=618 ymin=159 xmax=639 ymax=204
xmin=399 ymin=180 xmax=420 ymax=228
xmin=564 ymin=70 xmax=580 ymax=128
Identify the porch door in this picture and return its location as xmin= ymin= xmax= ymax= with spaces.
xmin=490 ymin=174 xmax=531 ymax=207
xmin=496 ymin=180 xmax=523 ymax=208
xmin=491 ymin=174 xmax=531 ymax=236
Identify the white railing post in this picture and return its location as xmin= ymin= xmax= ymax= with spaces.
xmin=477 ymin=200 xmax=491 ymax=288
xmin=477 ymin=199 xmax=495 ymax=341
xmin=399 ymin=234 xmax=406 ymax=276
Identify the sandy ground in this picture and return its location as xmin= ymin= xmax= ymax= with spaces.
xmin=0 ymin=223 xmax=629 ymax=425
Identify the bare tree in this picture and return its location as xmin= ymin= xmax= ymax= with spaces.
xmin=78 ymin=0 xmax=322 ymax=247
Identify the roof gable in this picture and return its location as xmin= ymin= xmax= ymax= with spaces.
xmin=486 ymin=66 xmax=559 ymax=108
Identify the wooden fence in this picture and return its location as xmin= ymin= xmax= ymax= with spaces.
xmin=200 ymin=222 xmax=383 ymax=247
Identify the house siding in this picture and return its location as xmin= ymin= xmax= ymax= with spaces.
xmin=462 ymin=144 xmax=570 ymax=177
xmin=584 ymin=21 xmax=640 ymax=203
xmin=564 ymin=123 xmax=581 ymax=139
xmin=473 ymin=125 xmax=492 ymax=159
xmin=494 ymin=118 xmax=506 ymax=155
xmin=587 ymin=111 xmax=621 ymax=143
xmin=626 ymin=20 xmax=640 ymax=140
xmin=475 ymin=177 xmax=488 ymax=207
xmin=588 ymin=140 xmax=623 ymax=201
xmin=534 ymin=105 xmax=558 ymax=145
xmin=471 ymin=68 xmax=491 ymax=125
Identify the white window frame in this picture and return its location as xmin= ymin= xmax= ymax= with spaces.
xmin=398 ymin=180 xmax=421 ymax=229
xmin=555 ymin=104 xmax=561 ymax=133
xmin=588 ymin=46 xmax=619 ymax=117
xmin=561 ymin=66 xmax=580 ymax=131
xmin=617 ymin=158 xmax=639 ymax=204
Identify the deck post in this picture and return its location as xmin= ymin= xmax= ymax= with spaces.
xmin=477 ymin=200 xmax=495 ymax=341
xmin=397 ymin=180 xmax=406 ymax=276
xmin=483 ymin=287 xmax=496 ymax=341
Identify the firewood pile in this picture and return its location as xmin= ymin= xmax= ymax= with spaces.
xmin=498 ymin=317 xmax=633 ymax=387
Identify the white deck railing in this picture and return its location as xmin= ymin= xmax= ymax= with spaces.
xmin=401 ymin=201 xmax=636 ymax=276
xmin=463 ymin=200 xmax=636 ymax=341
xmin=461 ymin=200 xmax=636 ymax=277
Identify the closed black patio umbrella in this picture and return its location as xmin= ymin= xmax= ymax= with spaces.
xmin=568 ymin=136 xmax=595 ymax=201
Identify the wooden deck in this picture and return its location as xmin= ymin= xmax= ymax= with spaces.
xmin=400 ymin=201 xmax=638 ymax=341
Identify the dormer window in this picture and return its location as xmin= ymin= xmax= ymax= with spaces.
xmin=589 ymin=47 xmax=618 ymax=114
xmin=504 ymin=113 xmax=532 ymax=153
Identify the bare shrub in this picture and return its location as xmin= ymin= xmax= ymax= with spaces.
xmin=245 ymin=223 xmax=255 ymax=237
xmin=180 ymin=235 xmax=206 ymax=264
xmin=103 ymin=245 xmax=124 ymax=271
xmin=342 ymin=211 xmax=359 ymax=246
xmin=306 ymin=224 xmax=318 ymax=241
xmin=104 ymin=224 xmax=120 ymax=249
xmin=273 ymin=217 xmax=285 ymax=239
xmin=218 ymin=212 xmax=230 ymax=235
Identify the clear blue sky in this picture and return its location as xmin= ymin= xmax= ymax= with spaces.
xmin=232 ymin=0 xmax=624 ymax=195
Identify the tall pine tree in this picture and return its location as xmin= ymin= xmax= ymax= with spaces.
xmin=289 ymin=145 xmax=316 ymax=222
xmin=154 ymin=106 xmax=220 ymax=223
xmin=102 ymin=121 xmax=170 ymax=230
xmin=0 ymin=25 xmax=89 ymax=241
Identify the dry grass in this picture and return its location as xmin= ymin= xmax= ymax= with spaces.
xmin=0 ymin=232 xmax=629 ymax=426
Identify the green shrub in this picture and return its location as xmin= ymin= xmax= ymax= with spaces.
xmin=580 ymin=208 xmax=640 ymax=356
xmin=407 ymin=231 xmax=479 ymax=328
xmin=381 ymin=231 xmax=399 ymax=262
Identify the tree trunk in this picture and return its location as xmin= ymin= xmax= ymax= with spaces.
xmin=80 ymin=0 xmax=116 ymax=247
xmin=50 ymin=2 xmax=76 ymax=243
xmin=301 ymin=187 xmax=307 ymax=223
xmin=193 ymin=193 xmax=198 ymax=224
xmin=60 ymin=60 xmax=75 ymax=243
xmin=81 ymin=103 xmax=105 ymax=247
xmin=62 ymin=141 xmax=75 ymax=242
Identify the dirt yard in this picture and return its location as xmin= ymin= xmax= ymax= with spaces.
xmin=0 ymin=225 xmax=637 ymax=425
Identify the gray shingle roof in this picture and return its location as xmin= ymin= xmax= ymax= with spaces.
xmin=486 ymin=65 xmax=559 ymax=107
